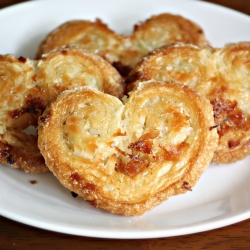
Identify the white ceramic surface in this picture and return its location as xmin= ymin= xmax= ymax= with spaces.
xmin=0 ymin=0 xmax=250 ymax=239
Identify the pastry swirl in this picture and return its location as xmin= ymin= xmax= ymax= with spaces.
xmin=38 ymin=80 xmax=218 ymax=215
xmin=126 ymin=42 xmax=250 ymax=163
xmin=36 ymin=13 xmax=208 ymax=75
xmin=0 ymin=47 xmax=124 ymax=173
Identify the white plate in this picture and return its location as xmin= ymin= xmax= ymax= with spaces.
xmin=1 ymin=0 xmax=250 ymax=239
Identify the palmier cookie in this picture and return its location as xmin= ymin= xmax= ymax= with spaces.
xmin=0 ymin=47 xmax=124 ymax=173
xmin=36 ymin=13 xmax=208 ymax=75
xmin=38 ymin=80 xmax=218 ymax=216
xmin=126 ymin=42 xmax=250 ymax=164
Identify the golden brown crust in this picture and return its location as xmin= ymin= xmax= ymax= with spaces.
xmin=36 ymin=13 xmax=208 ymax=72
xmin=0 ymin=131 xmax=46 ymax=173
xmin=125 ymin=13 xmax=209 ymax=67
xmin=0 ymin=54 xmax=46 ymax=173
xmin=38 ymin=80 xmax=218 ymax=215
xmin=0 ymin=47 xmax=124 ymax=173
xmin=126 ymin=42 xmax=250 ymax=163
xmin=36 ymin=19 xmax=124 ymax=63
xmin=37 ymin=47 xmax=125 ymax=100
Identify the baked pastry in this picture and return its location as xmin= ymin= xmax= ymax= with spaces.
xmin=36 ymin=46 xmax=124 ymax=100
xmin=126 ymin=42 xmax=250 ymax=163
xmin=0 ymin=47 xmax=124 ymax=173
xmin=36 ymin=13 xmax=208 ymax=75
xmin=0 ymin=55 xmax=47 ymax=173
xmin=36 ymin=19 xmax=124 ymax=68
xmin=38 ymin=80 xmax=218 ymax=215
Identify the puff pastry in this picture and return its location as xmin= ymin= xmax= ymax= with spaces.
xmin=36 ymin=13 xmax=208 ymax=75
xmin=38 ymin=80 xmax=218 ymax=215
xmin=126 ymin=42 xmax=250 ymax=163
xmin=0 ymin=47 xmax=124 ymax=173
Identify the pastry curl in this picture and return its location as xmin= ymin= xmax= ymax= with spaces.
xmin=36 ymin=19 xmax=124 ymax=64
xmin=38 ymin=80 xmax=218 ymax=215
xmin=36 ymin=13 xmax=208 ymax=75
xmin=0 ymin=47 xmax=124 ymax=173
xmin=126 ymin=42 xmax=250 ymax=163
xmin=37 ymin=46 xmax=124 ymax=101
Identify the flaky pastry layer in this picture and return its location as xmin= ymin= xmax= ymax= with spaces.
xmin=0 ymin=47 xmax=124 ymax=173
xmin=36 ymin=13 xmax=208 ymax=74
xmin=126 ymin=42 xmax=250 ymax=163
xmin=38 ymin=80 xmax=218 ymax=215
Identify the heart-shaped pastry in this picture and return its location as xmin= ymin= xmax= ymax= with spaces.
xmin=38 ymin=80 xmax=218 ymax=215
xmin=0 ymin=47 xmax=124 ymax=173
xmin=126 ymin=42 xmax=250 ymax=164
xmin=36 ymin=13 xmax=208 ymax=75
